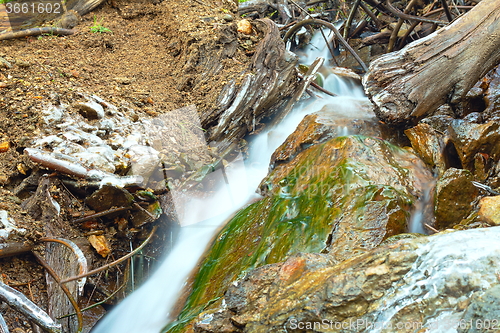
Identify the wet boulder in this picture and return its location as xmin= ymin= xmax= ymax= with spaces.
xmin=478 ymin=195 xmax=500 ymax=226
xmin=448 ymin=120 xmax=500 ymax=173
xmin=458 ymin=284 xmax=500 ymax=333
xmin=434 ymin=168 xmax=478 ymax=229
xmin=270 ymin=101 xmax=389 ymax=167
xmin=194 ymin=227 xmax=500 ymax=333
xmin=169 ymin=135 xmax=433 ymax=330
xmin=405 ymin=123 xmax=447 ymax=176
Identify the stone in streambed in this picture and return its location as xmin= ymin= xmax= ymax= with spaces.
xmin=86 ymin=185 xmax=134 ymax=212
xmin=434 ymin=168 xmax=478 ymax=229
xmin=478 ymin=195 xmax=500 ymax=226
xmin=195 ymin=227 xmax=500 ymax=333
xmin=405 ymin=122 xmax=447 ymax=176
xmin=448 ymin=120 xmax=500 ymax=172
xmin=270 ymin=101 xmax=388 ymax=167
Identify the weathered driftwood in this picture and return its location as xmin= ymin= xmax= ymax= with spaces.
xmin=208 ymin=18 xmax=298 ymax=144
xmin=362 ymin=0 xmax=500 ymax=126
xmin=21 ymin=177 xmax=82 ymax=333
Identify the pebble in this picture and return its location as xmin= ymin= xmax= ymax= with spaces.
xmin=237 ymin=19 xmax=253 ymax=35
xmin=222 ymin=14 xmax=234 ymax=22
xmin=478 ymin=196 xmax=500 ymax=225
xmin=114 ymin=77 xmax=132 ymax=85
xmin=0 ymin=141 xmax=9 ymax=153
xmin=16 ymin=60 xmax=30 ymax=68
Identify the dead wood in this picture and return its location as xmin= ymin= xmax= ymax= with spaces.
xmin=21 ymin=177 xmax=82 ymax=333
xmin=67 ymin=0 xmax=107 ymax=16
xmin=362 ymin=0 xmax=500 ymax=126
xmin=208 ymin=18 xmax=298 ymax=145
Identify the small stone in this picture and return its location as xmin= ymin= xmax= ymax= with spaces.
xmin=222 ymin=14 xmax=233 ymax=22
xmin=88 ymin=235 xmax=111 ymax=257
xmin=478 ymin=196 xmax=500 ymax=225
xmin=16 ymin=60 xmax=30 ymax=68
xmin=73 ymin=101 xmax=105 ymax=120
xmin=237 ymin=19 xmax=253 ymax=35
xmin=0 ymin=141 xmax=9 ymax=153
xmin=0 ymin=82 xmax=7 ymax=88
xmin=114 ymin=77 xmax=132 ymax=85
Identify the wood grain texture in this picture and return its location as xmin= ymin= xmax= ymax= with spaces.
xmin=362 ymin=0 xmax=500 ymax=126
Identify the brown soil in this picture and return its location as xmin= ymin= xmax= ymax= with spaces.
xmin=0 ymin=0 xmax=251 ymax=331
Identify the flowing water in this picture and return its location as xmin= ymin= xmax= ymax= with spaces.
xmin=93 ymin=31 xmax=430 ymax=332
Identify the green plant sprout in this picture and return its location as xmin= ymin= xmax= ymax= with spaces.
xmin=90 ymin=15 xmax=112 ymax=33
xmin=0 ymin=0 xmax=15 ymax=4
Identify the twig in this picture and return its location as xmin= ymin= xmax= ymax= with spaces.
xmin=288 ymin=0 xmax=339 ymax=66
xmin=388 ymin=0 xmax=419 ymax=52
xmin=386 ymin=0 xmax=448 ymax=25
xmin=284 ymin=18 xmax=369 ymax=72
xmin=72 ymin=206 xmax=131 ymax=223
xmin=61 ymin=226 xmax=158 ymax=283
xmin=424 ymin=223 xmax=439 ymax=234
xmin=344 ymin=0 xmax=362 ymax=39
xmin=0 ymin=242 xmax=33 ymax=259
xmin=279 ymin=20 xmax=298 ymax=31
xmin=32 ymin=251 xmax=83 ymax=333
xmin=359 ymin=2 xmax=383 ymax=29
xmin=297 ymin=73 xmax=337 ymax=96
xmin=0 ymin=28 xmax=74 ymax=41
xmin=58 ymin=274 xmax=128 ymax=319
xmin=440 ymin=0 xmax=453 ymax=21
xmin=0 ymin=280 xmax=62 ymax=333
xmin=423 ymin=5 xmax=472 ymax=17
xmin=397 ymin=20 xmax=419 ymax=49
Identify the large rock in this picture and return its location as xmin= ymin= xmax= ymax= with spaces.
xmin=448 ymin=120 xmax=500 ymax=172
xmin=270 ymin=101 xmax=390 ymax=168
xmin=194 ymin=227 xmax=500 ymax=333
xmin=405 ymin=123 xmax=447 ymax=177
xmin=167 ymin=135 xmax=433 ymax=331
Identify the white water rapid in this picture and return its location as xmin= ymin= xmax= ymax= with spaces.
xmin=93 ymin=30 xmax=428 ymax=333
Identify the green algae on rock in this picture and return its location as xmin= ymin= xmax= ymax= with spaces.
xmin=166 ymin=135 xmax=433 ymax=332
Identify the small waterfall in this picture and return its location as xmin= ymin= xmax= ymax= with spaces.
xmin=93 ymin=31 xmax=433 ymax=332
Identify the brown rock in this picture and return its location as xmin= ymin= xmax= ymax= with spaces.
xmin=405 ymin=123 xmax=447 ymax=176
xmin=434 ymin=168 xmax=478 ymax=229
xmin=237 ymin=19 xmax=253 ymax=35
xmin=478 ymin=196 xmax=500 ymax=225
xmin=0 ymin=141 xmax=9 ymax=153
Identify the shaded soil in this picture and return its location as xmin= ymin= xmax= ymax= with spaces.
xmin=0 ymin=0 xmax=252 ymax=331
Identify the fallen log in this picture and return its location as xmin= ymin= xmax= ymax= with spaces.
xmin=362 ymin=0 xmax=500 ymax=126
